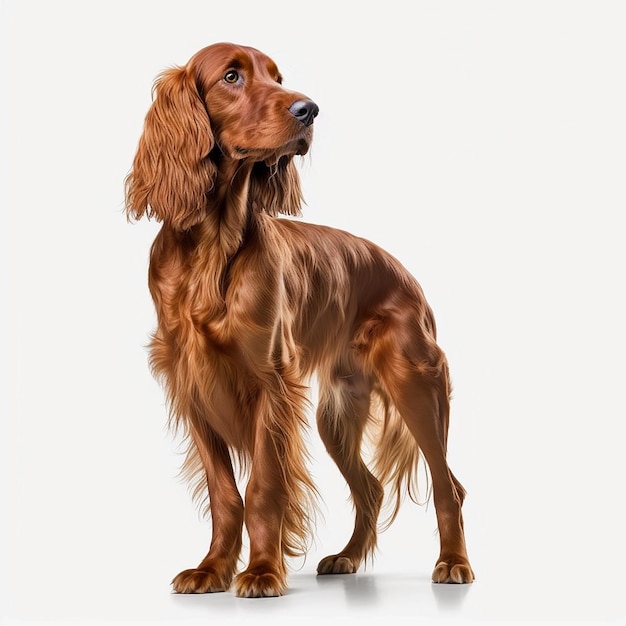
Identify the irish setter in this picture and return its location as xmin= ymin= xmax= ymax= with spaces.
xmin=125 ymin=42 xmax=474 ymax=598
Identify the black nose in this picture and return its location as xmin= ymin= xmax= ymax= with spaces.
xmin=288 ymin=99 xmax=319 ymax=127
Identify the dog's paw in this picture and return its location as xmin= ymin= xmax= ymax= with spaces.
xmin=233 ymin=567 xmax=286 ymax=598
xmin=432 ymin=558 xmax=475 ymax=584
xmin=172 ymin=567 xmax=231 ymax=593
xmin=316 ymin=554 xmax=359 ymax=575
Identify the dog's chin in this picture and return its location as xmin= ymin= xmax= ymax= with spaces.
xmin=232 ymin=136 xmax=311 ymax=165
xmin=264 ymin=142 xmax=310 ymax=166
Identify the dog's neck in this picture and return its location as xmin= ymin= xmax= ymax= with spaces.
xmin=153 ymin=157 xmax=278 ymax=325
xmin=199 ymin=157 xmax=257 ymax=257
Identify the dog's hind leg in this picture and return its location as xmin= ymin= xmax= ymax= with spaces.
xmin=369 ymin=319 xmax=474 ymax=583
xmin=316 ymin=368 xmax=384 ymax=575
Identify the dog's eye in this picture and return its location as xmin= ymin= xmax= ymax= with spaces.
xmin=276 ymin=75 xmax=283 ymax=85
xmin=224 ymin=70 xmax=240 ymax=84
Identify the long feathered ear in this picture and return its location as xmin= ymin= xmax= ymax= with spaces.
xmin=248 ymin=156 xmax=304 ymax=217
xmin=125 ymin=66 xmax=216 ymax=230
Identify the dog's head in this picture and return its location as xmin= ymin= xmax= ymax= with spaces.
xmin=125 ymin=42 xmax=319 ymax=229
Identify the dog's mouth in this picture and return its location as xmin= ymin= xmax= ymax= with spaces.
xmin=233 ymin=130 xmax=312 ymax=164
xmin=266 ymin=138 xmax=311 ymax=165
xmin=235 ymin=140 xmax=309 ymax=156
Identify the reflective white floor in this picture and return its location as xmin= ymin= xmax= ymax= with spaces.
xmin=2 ymin=572 xmax=620 ymax=626
xmin=3 ymin=545 xmax=622 ymax=625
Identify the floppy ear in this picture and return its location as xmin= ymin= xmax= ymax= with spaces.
xmin=248 ymin=157 xmax=304 ymax=217
xmin=124 ymin=67 xmax=216 ymax=230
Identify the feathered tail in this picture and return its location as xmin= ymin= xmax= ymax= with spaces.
xmin=365 ymin=392 xmax=432 ymax=531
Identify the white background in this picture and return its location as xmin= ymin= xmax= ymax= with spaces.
xmin=3 ymin=1 xmax=625 ymax=624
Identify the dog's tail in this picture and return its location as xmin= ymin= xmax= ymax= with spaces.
xmin=366 ymin=393 xmax=432 ymax=529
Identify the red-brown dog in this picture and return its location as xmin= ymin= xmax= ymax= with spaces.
xmin=126 ymin=42 xmax=474 ymax=597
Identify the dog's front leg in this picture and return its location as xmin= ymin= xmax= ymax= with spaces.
xmin=171 ymin=424 xmax=244 ymax=593
xmin=234 ymin=400 xmax=289 ymax=598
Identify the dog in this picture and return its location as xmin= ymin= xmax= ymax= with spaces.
xmin=125 ymin=42 xmax=474 ymax=597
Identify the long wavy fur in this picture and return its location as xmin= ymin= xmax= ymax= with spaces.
xmin=125 ymin=42 xmax=473 ymax=598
